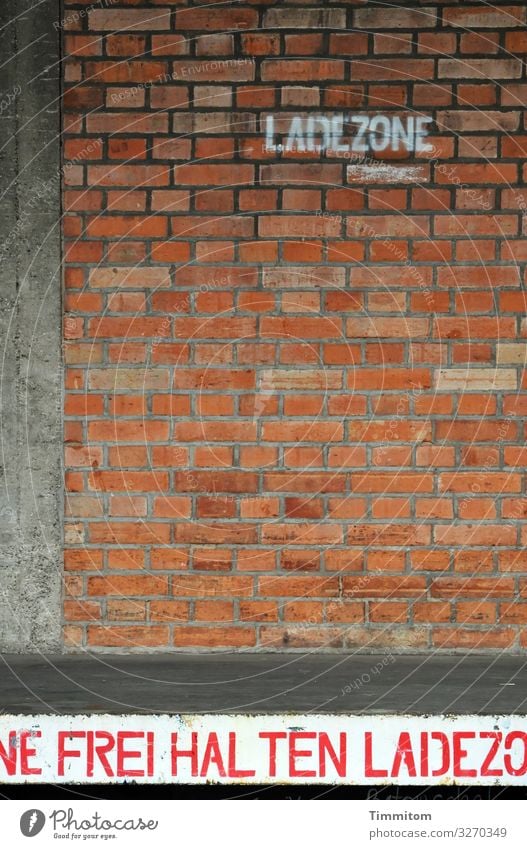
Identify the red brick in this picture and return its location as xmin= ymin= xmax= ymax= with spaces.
xmin=89 ymin=523 xmax=170 ymax=544
xmin=257 ymin=576 xmax=336 ymax=599
xmin=434 ymin=525 xmax=516 ymax=545
xmin=433 ymin=629 xmax=515 ymax=650
xmin=64 ymin=87 xmax=104 ymax=111
xmin=88 ymin=576 xmax=168 ymax=597
xmin=85 ymin=61 xmax=168 ymax=83
xmin=414 ymin=602 xmax=451 ymax=624
xmin=175 ymin=8 xmax=257 ymax=30
xmin=106 ymin=34 xmax=146 ymax=56
xmin=286 ymin=33 xmax=324 ymax=55
xmin=239 ymin=601 xmax=277 ymax=622
xmin=64 ymin=600 xmax=101 ymax=622
xmin=88 ymin=626 xmax=169 ymax=648
xmin=353 ymin=59 xmax=434 ymax=80
xmin=343 ymin=577 xmax=426 ymax=599
xmin=65 ymin=35 xmax=103 ymax=57
xmin=107 ymin=601 xmax=146 ymax=622
xmin=348 ymin=524 xmax=430 ymax=546
xmin=89 ymin=164 xmax=170 ymax=187
xmin=173 ymin=627 xmax=255 ymax=648
xmin=88 ymin=215 xmax=168 ymax=238
xmin=87 ymin=112 xmax=168 ymax=134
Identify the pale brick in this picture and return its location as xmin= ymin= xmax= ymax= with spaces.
xmin=89 ymin=268 xmax=170 ymax=288
xmin=263 ymin=9 xmax=346 ymax=29
xmin=347 ymin=163 xmax=429 ymax=184
xmin=444 ymin=7 xmax=525 ymax=27
xmin=263 ymin=267 xmax=346 ymax=289
xmin=89 ymin=9 xmax=171 ymax=31
xmin=435 ymin=369 xmax=517 ymax=391
xmin=88 ymin=369 xmax=169 ymax=390
xmin=437 ymin=111 xmax=520 ymax=132
xmin=193 ymin=86 xmax=232 ymax=108
xmin=497 ymin=344 xmax=527 ymax=364
xmin=259 ymin=369 xmax=342 ymax=390
xmin=439 ymin=59 xmax=522 ymax=79
xmin=354 ymin=7 xmax=437 ymax=29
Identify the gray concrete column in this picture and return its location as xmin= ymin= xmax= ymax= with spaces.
xmin=0 ymin=0 xmax=62 ymax=650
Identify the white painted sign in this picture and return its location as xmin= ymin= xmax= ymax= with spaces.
xmin=2 ymin=713 xmax=527 ymax=784
xmin=264 ymin=114 xmax=433 ymax=154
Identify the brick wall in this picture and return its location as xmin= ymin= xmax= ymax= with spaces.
xmin=63 ymin=0 xmax=527 ymax=652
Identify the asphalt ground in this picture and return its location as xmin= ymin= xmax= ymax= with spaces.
xmin=1 ymin=652 xmax=525 ymax=715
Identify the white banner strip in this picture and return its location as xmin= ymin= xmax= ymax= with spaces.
xmin=2 ymin=800 xmax=526 ymax=848
xmin=2 ymin=714 xmax=527 ymax=785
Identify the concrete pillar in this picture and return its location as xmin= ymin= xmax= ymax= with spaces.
xmin=0 ymin=0 xmax=62 ymax=650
